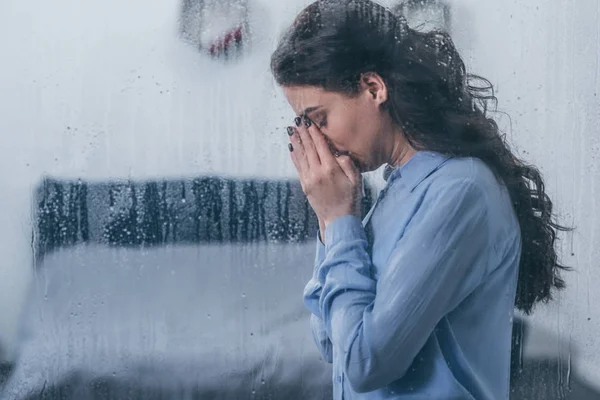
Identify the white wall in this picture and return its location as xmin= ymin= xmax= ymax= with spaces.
xmin=0 ymin=0 xmax=598 ymax=390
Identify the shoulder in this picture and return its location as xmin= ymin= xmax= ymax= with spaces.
xmin=415 ymin=155 xmax=518 ymax=231
xmin=425 ymin=155 xmax=520 ymax=247
xmin=415 ymin=156 xmax=495 ymax=205
xmin=433 ymin=156 xmax=497 ymax=192
xmin=415 ymin=156 xmax=514 ymax=213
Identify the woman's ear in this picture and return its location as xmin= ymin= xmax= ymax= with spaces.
xmin=360 ymin=72 xmax=388 ymax=106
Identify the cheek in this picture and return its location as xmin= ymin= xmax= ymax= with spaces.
xmin=325 ymin=116 xmax=359 ymax=147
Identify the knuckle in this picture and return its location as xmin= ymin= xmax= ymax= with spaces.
xmin=304 ymin=173 xmax=322 ymax=186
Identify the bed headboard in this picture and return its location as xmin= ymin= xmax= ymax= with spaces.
xmin=33 ymin=176 xmax=375 ymax=263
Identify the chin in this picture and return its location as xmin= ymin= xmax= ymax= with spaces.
xmin=359 ymin=160 xmax=386 ymax=174
xmin=347 ymin=154 xmax=375 ymax=173
xmin=360 ymin=166 xmax=377 ymax=173
xmin=354 ymin=159 xmax=374 ymax=173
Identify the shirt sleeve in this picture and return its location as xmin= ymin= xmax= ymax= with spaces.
xmin=303 ymin=229 xmax=333 ymax=363
xmin=317 ymin=178 xmax=493 ymax=393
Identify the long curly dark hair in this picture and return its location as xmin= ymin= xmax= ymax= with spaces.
xmin=270 ymin=0 xmax=570 ymax=314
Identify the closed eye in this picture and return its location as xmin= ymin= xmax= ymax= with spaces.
xmin=304 ymin=110 xmax=326 ymax=128
xmin=313 ymin=113 xmax=326 ymax=128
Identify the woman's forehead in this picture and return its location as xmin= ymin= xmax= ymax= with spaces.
xmin=282 ymin=86 xmax=340 ymax=115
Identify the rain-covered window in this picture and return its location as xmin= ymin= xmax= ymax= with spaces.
xmin=0 ymin=0 xmax=598 ymax=399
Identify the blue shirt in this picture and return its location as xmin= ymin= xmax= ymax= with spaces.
xmin=303 ymin=151 xmax=521 ymax=399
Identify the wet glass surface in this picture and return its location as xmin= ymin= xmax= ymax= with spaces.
xmin=0 ymin=1 xmax=599 ymax=399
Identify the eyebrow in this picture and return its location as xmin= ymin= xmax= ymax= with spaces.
xmin=300 ymin=105 xmax=323 ymax=116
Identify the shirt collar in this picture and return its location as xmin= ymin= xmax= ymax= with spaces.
xmin=383 ymin=151 xmax=451 ymax=191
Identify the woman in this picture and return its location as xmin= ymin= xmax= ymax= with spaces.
xmin=270 ymin=0 xmax=569 ymax=399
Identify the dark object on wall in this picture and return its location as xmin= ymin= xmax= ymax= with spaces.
xmin=179 ymin=0 xmax=250 ymax=59
xmin=392 ymin=0 xmax=451 ymax=32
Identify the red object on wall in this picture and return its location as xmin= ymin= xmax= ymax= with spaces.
xmin=179 ymin=0 xmax=249 ymax=59
xmin=208 ymin=25 xmax=243 ymax=57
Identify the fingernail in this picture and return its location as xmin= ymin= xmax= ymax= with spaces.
xmin=294 ymin=117 xmax=302 ymax=127
xmin=303 ymin=117 xmax=311 ymax=127
xmin=287 ymin=126 xmax=294 ymax=136
xmin=288 ymin=143 xmax=294 ymax=152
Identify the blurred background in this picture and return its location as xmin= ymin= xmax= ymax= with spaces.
xmin=0 ymin=0 xmax=598 ymax=398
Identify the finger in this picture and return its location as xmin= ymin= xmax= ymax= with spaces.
xmin=289 ymin=146 xmax=310 ymax=193
xmin=287 ymin=126 xmax=308 ymax=175
xmin=288 ymin=141 xmax=302 ymax=174
xmin=297 ymin=117 xmax=321 ymax=168
xmin=305 ymin=119 xmax=338 ymax=168
xmin=336 ymin=155 xmax=362 ymax=184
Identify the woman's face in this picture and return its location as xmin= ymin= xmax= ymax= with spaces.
xmin=282 ymin=80 xmax=392 ymax=173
